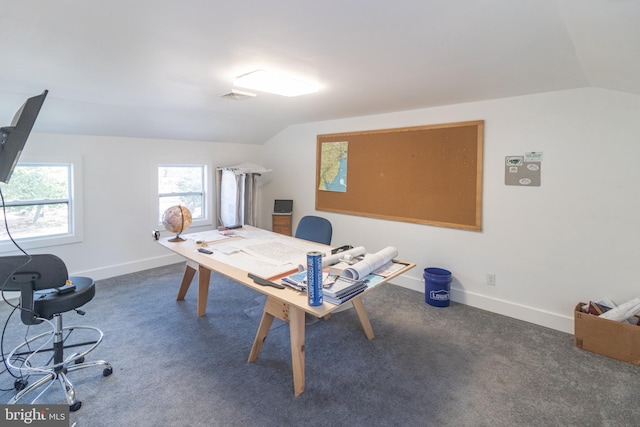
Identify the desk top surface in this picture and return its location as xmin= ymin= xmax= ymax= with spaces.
xmin=158 ymin=226 xmax=415 ymax=317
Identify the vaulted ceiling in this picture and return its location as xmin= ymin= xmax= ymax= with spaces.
xmin=1 ymin=1 xmax=638 ymax=144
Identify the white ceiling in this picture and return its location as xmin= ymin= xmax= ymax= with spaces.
xmin=1 ymin=0 xmax=638 ymax=145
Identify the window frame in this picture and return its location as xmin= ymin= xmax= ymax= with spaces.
xmin=156 ymin=162 xmax=212 ymax=230
xmin=0 ymin=155 xmax=83 ymax=253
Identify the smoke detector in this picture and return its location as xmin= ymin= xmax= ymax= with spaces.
xmin=221 ymin=89 xmax=257 ymax=100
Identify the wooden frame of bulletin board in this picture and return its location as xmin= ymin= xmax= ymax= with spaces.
xmin=316 ymin=120 xmax=484 ymax=231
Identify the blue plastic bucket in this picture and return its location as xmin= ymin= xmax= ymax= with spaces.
xmin=424 ymin=267 xmax=452 ymax=307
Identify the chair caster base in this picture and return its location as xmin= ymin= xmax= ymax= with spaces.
xmin=7 ymin=323 xmax=111 ymax=411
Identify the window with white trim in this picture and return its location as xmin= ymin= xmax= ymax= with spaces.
xmin=158 ymin=164 xmax=209 ymax=226
xmin=0 ymin=162 xmax=82 ymax=251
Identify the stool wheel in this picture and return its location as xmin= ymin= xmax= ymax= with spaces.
xmin=103 ymin=367 xmax=113 ymax=377
xmin=70 ymin=401 xmax=82 ymax=412
xmin=75 ymin=356 xmax=85 ymax=364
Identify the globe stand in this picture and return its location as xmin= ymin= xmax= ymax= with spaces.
xmin=162 ymin=205 xmax=192 ymax=243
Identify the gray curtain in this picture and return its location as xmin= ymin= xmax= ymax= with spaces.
xmin=216 ymin=164 xmax=269 ymax=227
xmin=244 ymin=173 xmax=259 ymax=226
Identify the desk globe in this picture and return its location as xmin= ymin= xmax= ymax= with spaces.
xmin=162 ymin=205 xmax=192 ymax=242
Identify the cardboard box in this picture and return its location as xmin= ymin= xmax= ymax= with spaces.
xmin=574 ymin=302 xmax=640 ymax=365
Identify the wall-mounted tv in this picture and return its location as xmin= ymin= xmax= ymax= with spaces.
xmin=0 ymin=90 xmax=48 ymax=184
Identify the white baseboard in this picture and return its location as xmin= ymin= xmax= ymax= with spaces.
xmin=71 ymin=254 xmax=184 ymax=281
xmin=391 ymin=275 xmax=574 ymax=334
xmin=72 ymin=258 xmax=574 ymax=335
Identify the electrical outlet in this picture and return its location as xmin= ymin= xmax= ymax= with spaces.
xmin=486 ymin=273 xmax=496 ymax=286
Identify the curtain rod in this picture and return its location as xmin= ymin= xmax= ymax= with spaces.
xmin=217 ymin=166 xmax=272 ymax=174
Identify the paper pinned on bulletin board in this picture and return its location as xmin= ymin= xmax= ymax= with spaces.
xmin=505 ymin=152 xmax=542 ymax=186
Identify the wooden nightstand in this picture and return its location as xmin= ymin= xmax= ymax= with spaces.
xmin=272 ymin=213 xmax=292 ymax=236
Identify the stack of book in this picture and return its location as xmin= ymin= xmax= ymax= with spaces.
xmin=323 ymin=276 xmax=367 ymax=305
xmin=281 ymin=271 xmax=368 ymax=305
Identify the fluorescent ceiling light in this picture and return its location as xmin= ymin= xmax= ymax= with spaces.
xmin=234 ymin=70 xmax=318 ymax=97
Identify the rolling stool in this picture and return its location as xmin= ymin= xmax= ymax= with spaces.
xmin=1 ymin=254 xmax=112 ymax=412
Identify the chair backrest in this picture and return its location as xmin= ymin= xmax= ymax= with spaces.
xmin=294 ymin=215 xmax=332 ymax=245
xmin=0 ymin=254 xmax=68 ymax=325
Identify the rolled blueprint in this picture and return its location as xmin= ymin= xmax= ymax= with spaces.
xmin=341 ymin=246 xmax=398 ymax=280
xmin=322 ymin=246 xmax=366 ymax=267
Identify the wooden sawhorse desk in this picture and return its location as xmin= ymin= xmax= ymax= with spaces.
xmin=159 ymin=232 xmax=415 ymax=396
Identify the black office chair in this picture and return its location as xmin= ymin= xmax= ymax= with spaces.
xmin=0 ymin=254 xmax=112 ymax=411
xmin=294 ymin=215 xmax=332 ymax=245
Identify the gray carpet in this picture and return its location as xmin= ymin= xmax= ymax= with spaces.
xmin=1 ymin=263 xmax=638 ymax=426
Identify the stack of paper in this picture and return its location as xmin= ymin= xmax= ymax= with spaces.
xmin=279 ymin=246 xmax=407 ymax=305
xmin=281 ymin=271 xmax=307 ymax=291
xmin=323 ymin=277 xmax=368 ymax=305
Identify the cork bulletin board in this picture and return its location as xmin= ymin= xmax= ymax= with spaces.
xmin=316 ymin=121 xmax=484 ymax=231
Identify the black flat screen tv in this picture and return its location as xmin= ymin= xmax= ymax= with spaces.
xmin=0 ymin=90 xmax=48 ymax=184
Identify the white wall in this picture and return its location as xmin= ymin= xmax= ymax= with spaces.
xmin=10 ymin=88 xmax=638 ymax=333
xmin=15 ymin=133 xmax=262 ymax=279
xmin=259 ymin=88 xmax=640 ymax=333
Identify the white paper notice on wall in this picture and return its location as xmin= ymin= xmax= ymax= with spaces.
xmin=505 ymin=152 xmax=542 ymax=186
